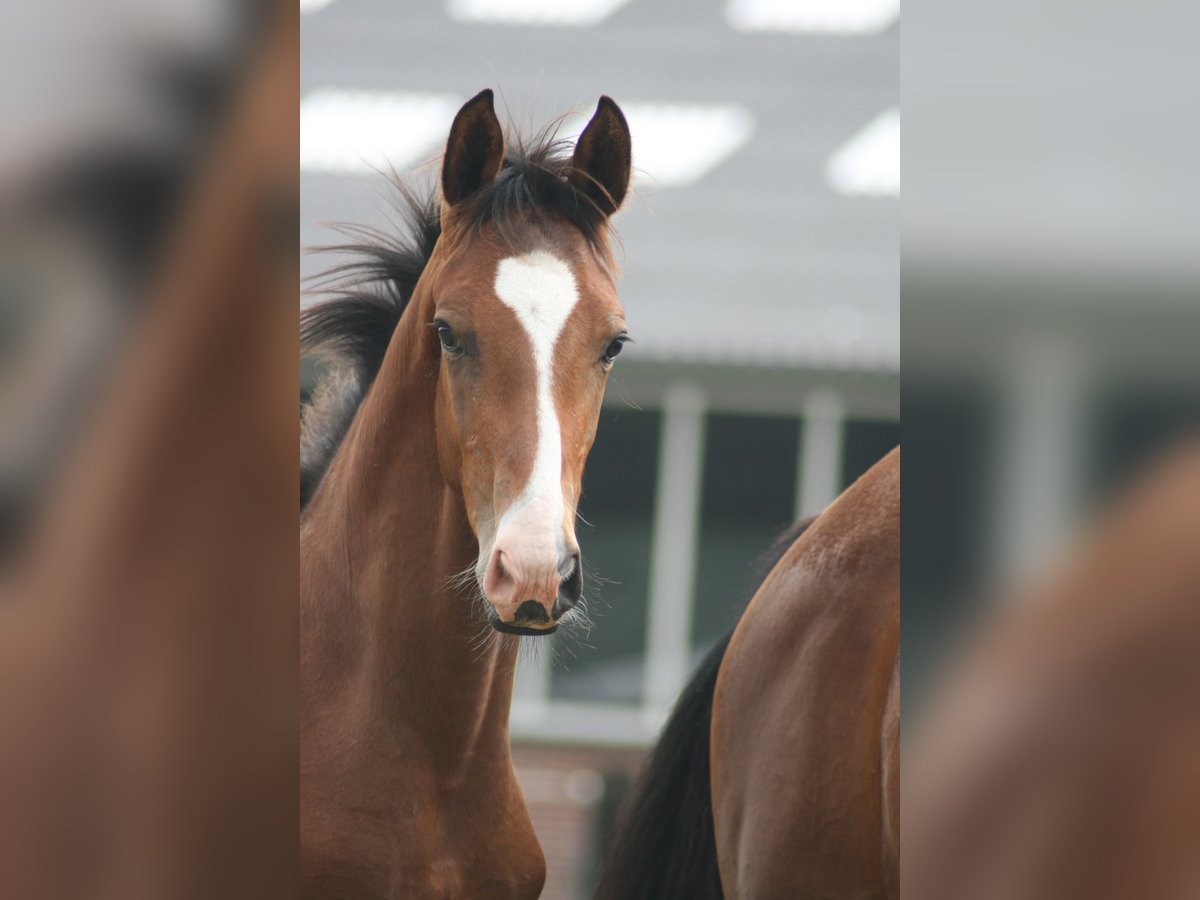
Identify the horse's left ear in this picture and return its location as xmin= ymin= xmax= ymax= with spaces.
xmin=571 ymin=96 xmax=632 ymax=216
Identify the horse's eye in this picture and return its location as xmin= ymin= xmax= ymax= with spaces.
xmin=434 ymin=321 xmax=460 ymax=353
xmin=602 ymin=335 xmax=628 ymax=365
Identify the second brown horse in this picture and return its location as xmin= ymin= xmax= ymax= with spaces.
xmin=598 ymin=447 xmax=900 ymax=899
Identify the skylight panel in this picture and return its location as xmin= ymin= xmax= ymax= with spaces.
xmin=447 ymin=0 xmax=633 ymax=27
xmin=564 ymin=102 xmax=756 ymax=189
xmin=300 ymin=0 xmax=339 ymax=14
xmin=300 ymin=89 xmax=462 ymax=175
xmin=726 ymin=0 xmax=900 ymax=35
xmin=825 ymin=108 xmax=899 ymax=196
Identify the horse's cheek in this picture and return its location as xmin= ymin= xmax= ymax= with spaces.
xmin=433 ymin=375 xmax=466 ymax=491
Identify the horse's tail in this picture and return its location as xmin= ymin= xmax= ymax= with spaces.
xmin=592 ymin=627 xmax=729 ymax=900
xmin=593 ymin=516 xmax=816 ymax=900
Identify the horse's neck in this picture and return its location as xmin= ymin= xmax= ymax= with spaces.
xmin=301 ymin=315 xmax=518 ymax=768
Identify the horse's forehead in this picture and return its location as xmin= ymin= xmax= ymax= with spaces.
xmin=435 ymin=229 xmax=618 ymax=331
xmin=491 ymin=250 xmax=581 ymax=343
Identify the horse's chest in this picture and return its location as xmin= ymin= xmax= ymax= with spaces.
xmin=302 ymin=779 xmax=545 ymax=900
xmin=391 ymin=791 xmax=545 ymax=900
xmin=388 ymin=825 xmax=544 ymax=900
xmin=386 ymin=861 xmax=544 ymax=900
xmin=304 ymin=855 xmax=542 ymax=900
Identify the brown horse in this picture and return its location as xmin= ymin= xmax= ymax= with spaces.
xmin=299 ymin=91 xmax=633 ymax=898
xmin=597 ymin=447 xmax=900 ymax=899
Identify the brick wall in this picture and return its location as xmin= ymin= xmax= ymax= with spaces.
xmin=512 ymin=742 xmax=647 ymax=900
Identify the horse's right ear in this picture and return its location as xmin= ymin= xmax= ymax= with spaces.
xmin=442 ymin=89 xmax=505 ymax=207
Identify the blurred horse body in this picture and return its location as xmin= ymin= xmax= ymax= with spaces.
xmin=903 ymin=442 xmax=1200 ymax=900
xmin=0 ymin=8 xmax=297 ymax=897
xmin=597 ymin=447 xmax=900 ymax=899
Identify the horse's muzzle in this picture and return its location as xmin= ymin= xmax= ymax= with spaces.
xmin=483 ymin=549 xmax=581 ymax=635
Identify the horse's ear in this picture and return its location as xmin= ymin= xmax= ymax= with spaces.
xmin=571 ymin=96 xmax=632 ymax=216
xmin=442 ymin=89 xmax=505 ymax=207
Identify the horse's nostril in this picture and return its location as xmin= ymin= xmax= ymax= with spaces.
xmin=514 ymin=600 xmax=549 ymax=625
xmin=556 ymin=553 xmax=583 ymax=617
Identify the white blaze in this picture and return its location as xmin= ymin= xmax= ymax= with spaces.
xmin=491 ymin=251 xmax=579 ymax=556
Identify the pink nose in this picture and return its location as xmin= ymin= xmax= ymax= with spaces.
xmin=482 ymin=544 xmax=582 ymax=630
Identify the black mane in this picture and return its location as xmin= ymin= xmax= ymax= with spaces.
xmin=300 ymin=129 xmax=617 ymax=512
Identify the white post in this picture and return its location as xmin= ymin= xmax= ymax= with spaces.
xmin=992 ymin=338 xmax=1086 ymax=584
xmin=510 ymin=647 xmax=551 ymax=724
xmin=642 ymin=382 xmax=707 ymax=721
xmin=796 ymin=389 xmax=845 ymax=518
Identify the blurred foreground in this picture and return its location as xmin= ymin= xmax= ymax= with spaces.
xmin=904 ymin=441 xmax=1200 ymax=898
xmin=904 ymin=1 xmax=1200 ymax=896
xmin=0 ymin=2 xmax=297 ymax=898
